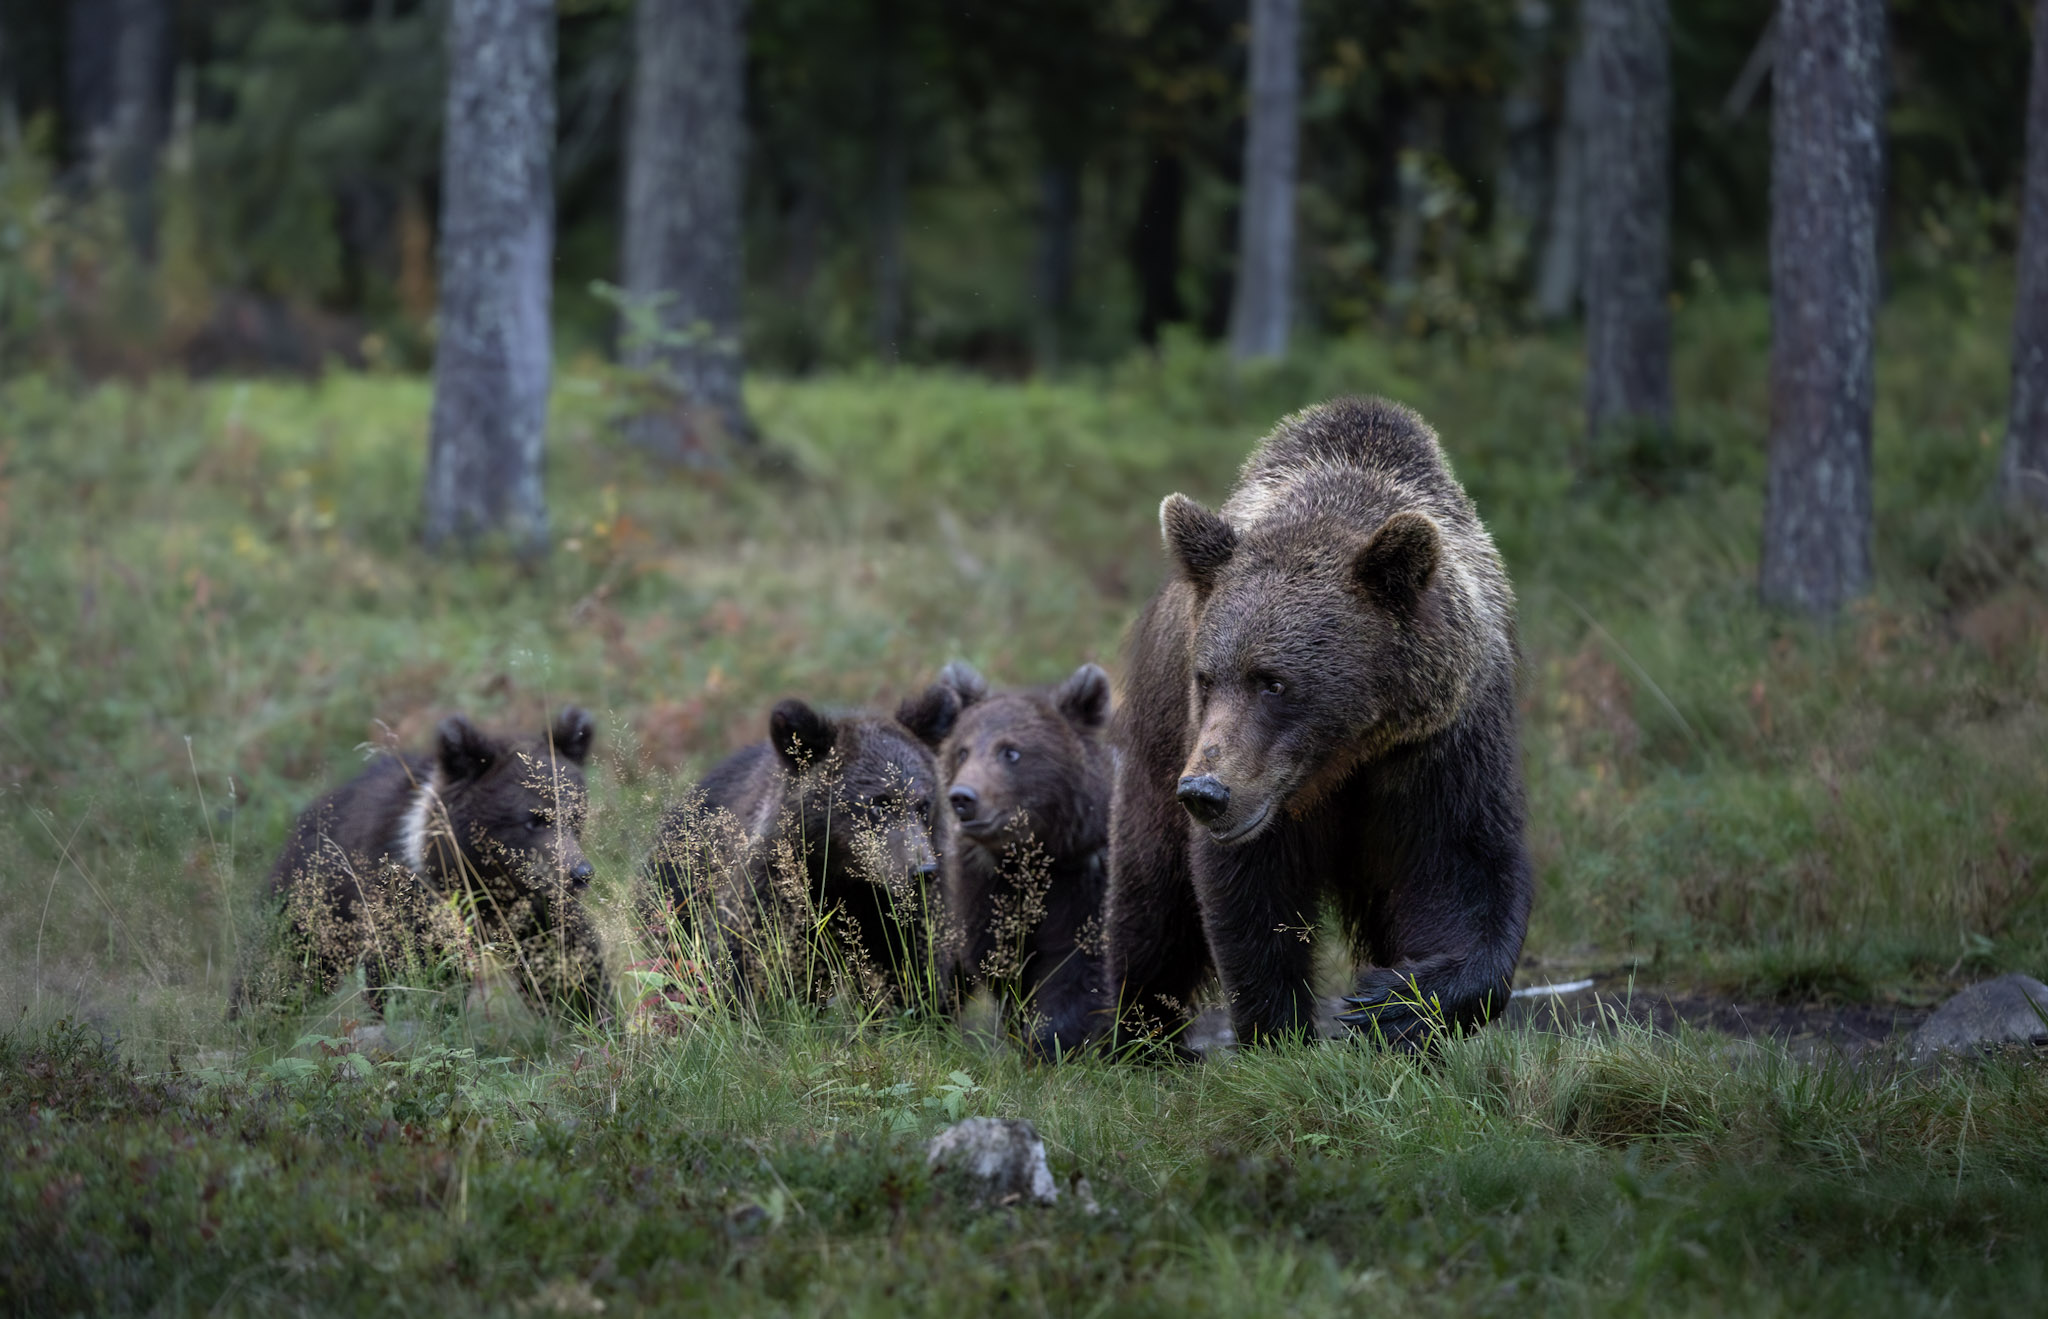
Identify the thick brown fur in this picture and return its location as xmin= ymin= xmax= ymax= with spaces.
xmin=916 ymin=660 xmax=1113 ymax=1058
xmin=234 ymin=708 xmax=606 ymax=1019
xmin=643 ymin=692 xmax=955 ymax=1007
xmin=1106 ymin=397 xmax=1532 ymax=1048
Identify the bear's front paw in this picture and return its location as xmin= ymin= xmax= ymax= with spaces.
xmin=1336 ymin=974 xmax=1443 ymax=1050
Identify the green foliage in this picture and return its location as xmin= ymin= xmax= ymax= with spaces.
xmin=1 ymin=275 xmax=2045 ymax=1314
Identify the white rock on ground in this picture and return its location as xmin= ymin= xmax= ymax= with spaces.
xmin=1911 ymin=973 xmax=2048 ymax=1061
xmin=925 ymin=1118 xmax=1060 ymax=1207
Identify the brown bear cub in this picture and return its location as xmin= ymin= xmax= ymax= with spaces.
xmin=923 ymin=660 xmax=1113 ymax=1059
xmin=643 ymin=690 xmax=958 ymax=1008
xmin=1106 ymin=396 xmax=1532 ymax=1050
xmin=236 ymin=708 xmax=607 ymax=1019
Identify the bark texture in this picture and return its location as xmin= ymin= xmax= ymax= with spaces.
xmin=1581 ymin=0 xmax=1671 ymax=438
xmin=424 ymin=0 xmax=555 ymax=553
xmin=67 ymin=0 xmax=170 ymax=250
xmin=1534 ymin=37 xmax=1591 ymax=322
xmin=622 ymin=0 xmax=749 ymax=450
xmin=1760 ymin=0 xmax=1884 ymax=614
xmin=1229 ymin=0 xmax=1300 ymax=361
xmin=870 ymin=0 xmax=906 ymax=362
xmin=2002 ymin=0 xmax=2048 ymax=512
xmin=1031 ymin=162 xmax=1078 ymax=369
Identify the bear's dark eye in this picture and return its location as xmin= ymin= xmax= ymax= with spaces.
xmin=1000 ymin=745 xmax=1021 ymax=764
xmin=953 ymin=745 xmax=969 ymax=766
xmin=1194 ymin=672 xmax=1214 ymax=694
xmin=526 ymin=811 xmax=547 ymax=832
xmin=1254 ymin=674 xmax=1286 ymax=698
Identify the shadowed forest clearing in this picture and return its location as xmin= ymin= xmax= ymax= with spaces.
xmin=3 ymin=286 xmax=2046 ymax=1314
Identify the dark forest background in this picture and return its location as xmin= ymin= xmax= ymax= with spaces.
xmin=0 ymin=0 xmax=2029 ymax=376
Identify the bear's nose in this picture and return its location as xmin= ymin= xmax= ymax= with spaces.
xmin=568 ymin=859 xmax=594 ymax=887
xmin=1176 ymin=774 xmax=1230 ymax=825
xmin=913 ymin=860 xmax=940 ymax=882
xmin=948 ymin=785 xmax=979 ymax=821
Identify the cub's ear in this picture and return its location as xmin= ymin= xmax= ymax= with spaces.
xmin=436 ymin=715 xmax=499 ymax=781
xmin=769 ymin=699 xmax=838 ymax=767
xmin=937 ymin=659 xmax=990 ymax=709
xmin=550 ymin=706 xmax=595 ymax=765
xmin=1053 ymin=662 xmax=1111 ymax=731
xmin=1160 ymin=494 xmax=1237 ymax=589
xmin=1352 ymin=511 xmax=1443 ymax=611
xmin=895 ymin=682 xmax=963 ymax=748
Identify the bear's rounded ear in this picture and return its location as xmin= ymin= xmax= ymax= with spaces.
xmin=1161 ymin=493 xmax=1238 ymax=590
xmin=1053 ymin=662 xmax=1111 ymax=731
xmin=895 ymin=682 xmax=963 ymax=748
xmin=769 ymin=699 xmax=837 ymax=767
xmin=1352 ymin=511 xmax=1442 ymax=611
xmin=436 ymin=715 xmax=498 ymax=781
xmin=937 ymin=659 xmax=989 ymax=709
xmin=550 ymin=706 xmax=595 ymax=764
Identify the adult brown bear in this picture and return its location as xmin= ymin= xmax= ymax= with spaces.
xmin=1105 ymin=397 xmax=1531 ymax=1049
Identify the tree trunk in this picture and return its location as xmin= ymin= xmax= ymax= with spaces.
xmin=1031 ymin=160 xmax=1078 ymax=371
xmin=871 ymin=0 xmax=906 ymax=363
xmin=1581 ymin=0 xmax=1672 ymax=440
xmin=1534 ymin=37 xmax=1591 ymax=323
xmin=1131 ymin=151 xmax=1187 ymax=346
xmin=1760 ymin=0 xmax=1885 ymax=614
xmin=2002 ymin=0 xmax=2048 ymax=512
xmin=621 ymin=0 xmax=749 ymax=453
xmin=1229 ymin=0 xmax=1300 ymax=361
xmin=1495 ymin=0 xmax=1554 ymax=287
xmin=423 ymin=0 xmax=555 ymax=554
xmin=67 ymin=0 xmax=168 ymax=251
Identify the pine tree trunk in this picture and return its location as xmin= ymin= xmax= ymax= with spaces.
xmin=2002 ymin=0 xmax=2048 ymax=512
xmin=67 ymin=0 xmax=168 ymax=251
xmin=1760 ymin=0 xmax=1885 ymax=614
xmin=1534 ymin=38 xmax=1591 ymax=323
xmin=870 ymin=0 xmax=906 ymax=363
xmin=1031 ymin=161 xmax=1078 ymax=371
xmin=1131 ymin=151 xmax=1187 ymax=346
xmin=622 ymin=0 xmax=749 ymax=453
xmin=1495 ymin=0 xmax=1554 ymax=285
xmin=1581 ymin=0 xmax=1672 ymax=439
xmin=423 ymin=0 xmax=555 ymax=554
xmin=1229 ymin=0 xmax=1299 ymax=361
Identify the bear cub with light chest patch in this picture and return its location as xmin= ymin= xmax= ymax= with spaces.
xmin=922 ymin=660 xmax=1113 ymax=1058
xmin=643 ymin=690 xmax=958 ymax=1006
xmin=1106 ymin=396 xmax=1532 ymax=1050
xmin=237 ymin=708 xmax=607 ymax=1018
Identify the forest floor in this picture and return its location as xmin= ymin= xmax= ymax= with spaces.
xmin=4 ymin=281 xmax=2047 ymax=1313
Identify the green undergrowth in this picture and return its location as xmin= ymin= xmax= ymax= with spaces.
xmin=1 ymin=281 xmax=2045 ymax=1310
xmin=5 ymin=1011 xmax=2047 ymax=1316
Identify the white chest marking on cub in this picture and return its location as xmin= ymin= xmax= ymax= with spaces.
xmin=396 ymin=768 xmax=448 ymax=872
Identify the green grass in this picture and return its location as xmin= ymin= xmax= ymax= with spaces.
xmin=2 ymin=281 xmax=2046 ymax=1312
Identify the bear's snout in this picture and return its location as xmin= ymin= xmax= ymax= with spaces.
xmin=1175 ymin=774 xmax=1230 ymax=825
xmin=948 ymin=783 xmax=979 ymax=822
xmin=568 ymin=858 xmax=594 ymax=888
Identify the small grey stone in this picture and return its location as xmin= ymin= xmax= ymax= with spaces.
xmin=926 ymin=1118 xmax=1059 ymax=1207
xmin=1911 ymin=974 xmax=2048 ymax=1061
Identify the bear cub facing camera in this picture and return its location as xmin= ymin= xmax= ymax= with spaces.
xmin=1106 ymin=396 xmax=1533 ymax=1050
xmin=644 ymin=690 xmax=958 ymax=1007
xmin=237 ymin=707 xmax=608 ymax=1019
xmin=924 ymin=661 xmax=1112 ymax=1058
